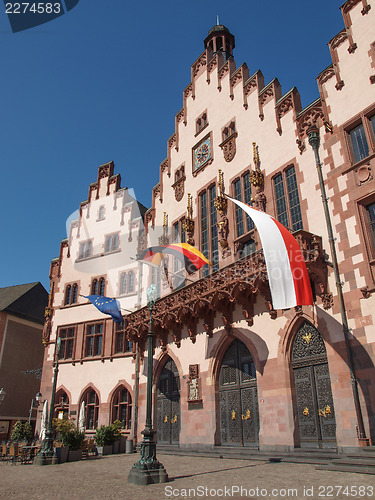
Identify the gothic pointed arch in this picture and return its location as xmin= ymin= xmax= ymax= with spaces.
xmin=156 ymin=354 xmax=181 ymax=445
xmin=290 ymin=321 xmax=337 ymax=448
xmin=79 ymin=385 xmax=100 ymax=430
xmin=54 ymin=387 xmax=70 ymax=419
xmin=215 ymin=333 xmax=260 ymax=447
xmin=110 ymin=383 xmax=132 ymax=430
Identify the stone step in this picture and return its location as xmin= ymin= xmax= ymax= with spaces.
xmin=317 ymin=464 xmax=375 ymax=475
xmin=332 ymin=458 xmax=375 ymax=466
xmin=156 ymin=446 xmax=337 ymax=465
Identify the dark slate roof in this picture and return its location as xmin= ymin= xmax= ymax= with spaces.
xmin=0 ymin=282 xmax=48 ymax=325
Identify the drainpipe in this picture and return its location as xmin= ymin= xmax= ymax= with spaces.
xmin=307 ymin=124 xmax=367 ymax=442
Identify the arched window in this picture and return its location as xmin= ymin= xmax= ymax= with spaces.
xmin=91 ymin=277 xmax=105 ymax=296
xmin=91 ymin=279 xmax=98 ymax=295
xmin=64 ymin=285 xmax=72 ymax=305
xmin=64 ymin=283 xmax=78 ymax=305
xmin=83 ymin=389 xmax=99 ymax=429
xmin=128 ymin=272 xmax=135 ymax=293
xmin=54 ymin=390 xmax=69 ymax=419
xmin=99 ymin=278 xmax=105 ymax=296
xmin=120 ymin=273 xmax=127 ymax=295
xmin=112 ymin=386 xmax=132 ymax=429
xmin=72 ymin=283 xmax=78 ymax=303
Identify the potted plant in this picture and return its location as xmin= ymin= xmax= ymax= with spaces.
xmin=11 ymin=420 xmax=33 ymax=444
xmin=64 ymin=429 xmax=85 ymax=461
xmin=52 ymin=417 xmax=85 ymax=463
xmin=95 ymin=421 xmax=121 ymax=455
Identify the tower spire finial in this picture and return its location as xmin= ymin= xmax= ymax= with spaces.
xmin=216 ymin=14 xmax=219 ymax=25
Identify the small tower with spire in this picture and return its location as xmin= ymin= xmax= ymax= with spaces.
xmin=204 ymin=22 xmax=235 ymax=63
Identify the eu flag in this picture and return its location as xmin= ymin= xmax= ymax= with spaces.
xmin=84 ymin=295 xmax=123 ymax=323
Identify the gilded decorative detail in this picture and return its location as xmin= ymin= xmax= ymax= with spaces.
xmin=241 ymin=409 xmax=251 ymax=420
xmin=302 ymin=331 xmax=312 ymax=344
xmin=42 ymin=281 xmax=55 ymax=346
xmin=231 ymin=410 xmax=236 ymax=420
xmin=214 ymin=170 xmax=231 ymax=258
xmin=303 ymin=407 xmax=309 ymax=416
xmin=249 ymin=143 xmax=267 ymax=212
xmin=182 ymin=193 xmax=195 ymax=246
xmin=171 ymin=414 xmax=178 ymax=423
xmin=164 ymin=415 xmax=168 ymax=423
xmin=318 ymin=405 xmax=332 ymax=418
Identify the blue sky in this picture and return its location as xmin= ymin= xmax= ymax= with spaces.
xmin=0 ymin=0 xmax=345 ymax=291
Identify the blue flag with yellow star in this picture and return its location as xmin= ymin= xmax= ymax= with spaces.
xmin=84 ymin=295 xmax=123 ymax=323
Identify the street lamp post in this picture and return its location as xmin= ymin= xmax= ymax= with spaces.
xmin=307 ymin=124 xmax=367 ymax=442
xmin=28 ymin=391 xmax=43 ymax=424
xmin=34 ymin=336 xmax=62 ymax=465
xmin=128 ymin=285 xmax=168 ymax=485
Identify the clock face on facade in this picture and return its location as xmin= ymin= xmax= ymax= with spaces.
xmin=194 ymin=137 xmax=211 ymax=170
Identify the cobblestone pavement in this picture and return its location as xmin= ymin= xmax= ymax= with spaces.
xmin=0 ymin=454 xmax=374 ymax=500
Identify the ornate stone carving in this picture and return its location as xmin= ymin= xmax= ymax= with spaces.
xmin=321 ymin=292 xmax=334 ymax=310
xmin=123 ymin=230 xmax=328 ymax=347
xmin=335 ymin=80 xmax=345 ymax=91
xmin=219 ymin=134 xmax=237 ymax=162
xmin=182 ymin=193 xmax=195 ymax=246
xmin=296 ymin=138 xmax=306 ymax=155
xmin=192 ymin=52 xmax=207 ymax=77
xmin=360 ymin=286 xmax=372 ymax=299
xmin=214 ymin=170 xmax=231 ymax=258
xmin=330 ymin=30 xmax=348 ymax=50
xmin=318 ymin=66 xmax=335 ymax=85
xmin=172 ymin=176 xmax=185 ymax=202
xmin=249 ymin=143 xmax=267 ymax=212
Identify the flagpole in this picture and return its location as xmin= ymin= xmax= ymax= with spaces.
xmin=307 ymin=124 xmax=367 ymax=443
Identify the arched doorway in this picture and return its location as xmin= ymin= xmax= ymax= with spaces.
xmin=292 ymin=322 xmax=336 ymax=448
xmin=156 ymin=357 xmax=180 ymax=445
xmin=218 ymin=339 xmax=259 ymax=447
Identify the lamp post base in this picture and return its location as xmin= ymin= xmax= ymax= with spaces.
xmin=33 ymin=451 xmax=58 ymax=466
xmin=33 ymin=430 xmax=58 ymax=466
xmin=127 ymin=429 xmax=168 ymax=485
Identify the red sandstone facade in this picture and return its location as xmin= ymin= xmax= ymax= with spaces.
xmin=39 ymin=0 xmax=375 ymax=453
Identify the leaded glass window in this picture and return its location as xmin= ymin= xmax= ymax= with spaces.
xmin=349 ymin=123 xmax=369 ymax=163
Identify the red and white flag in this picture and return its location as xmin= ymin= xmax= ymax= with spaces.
xmin=226 ymin=195 xmax=313 ymax=310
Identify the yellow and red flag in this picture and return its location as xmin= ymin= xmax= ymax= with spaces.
xmin=138 ymin=243 xmax=211 ymax=275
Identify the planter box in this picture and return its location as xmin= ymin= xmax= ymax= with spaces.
xmin=119 ymin=436 xmax=127 ymax=454
xmin=68 ymin=449 xmax=83 ymax=462
xmin=54 ymin=446 xmax=69 ymax=464
xmin=112 ymin=441 xmax=120 ymax=454
xmin=96 ymin=445 xmax=112 ymax=456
